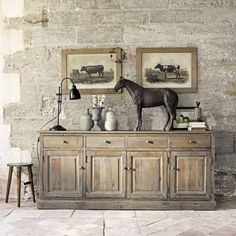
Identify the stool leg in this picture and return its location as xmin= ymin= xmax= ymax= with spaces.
xmin=28 ymin=166 xmax=36 ymax=203
xmin=17 ymin=167 xmax=21 ymax=207
xmin=5 ymin=166 xmax=13 ymax=203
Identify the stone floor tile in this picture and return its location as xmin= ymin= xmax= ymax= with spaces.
xmin=104 ymin=210 xmax=135 ymax=218
xmin=105 ymin=227 xmax=141 ymax=236
xmin=135 ymin=210 xmax=167 ymax=218
xmin=72 ymin=210 xmax=104 ymax=218
xmin=0 ymin=217 xmax=104 ymax=236
xmin=151 ymin=221 xmax=194 ymax=236
xmin=196 ymin=210 xmax=231 ymax=219
xmin=166 ymin=210 xmax=199 ymax=220
xmin=209 ymin=225 xmax=236 ymax=236
xmin=179 ymin=226 xmax=214 ymax=236
xmin=138 ymin=217 xmax=180 ymax=236
xmin=0 ymin=209 xmax=14 ymax=217
xmin=228 ymin=209 xmax=236 ymax=217
xmin=38 ymin=209 xmax=74 ymax=218
xmin=105 ymin=217 xmax=137 ymax=229
xmin=5 ymin=210 xmax=41 ymax=219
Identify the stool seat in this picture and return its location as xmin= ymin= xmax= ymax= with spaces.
xmin=5 ymin=163 xmax=35 ymax=207
xmin=7 ymin=163 xmax=33 ymax=167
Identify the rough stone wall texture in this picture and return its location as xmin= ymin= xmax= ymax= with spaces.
xmin=0 ymin=0 xmax=236 ymax=200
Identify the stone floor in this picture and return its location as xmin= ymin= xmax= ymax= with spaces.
xmin=0 ymin=200 xmax=236 ymax=236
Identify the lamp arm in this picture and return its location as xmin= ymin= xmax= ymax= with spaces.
xmin=60 ymin=77 xmax=75 ymax=89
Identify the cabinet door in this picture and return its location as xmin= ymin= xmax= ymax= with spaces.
xmin=170 ymin=151 xmax=211 ymax=200
xmin=42 ymin=150 xmax=83 ymax=198
xmin=127 ymin=152 xmax=167 ymax=199
xmin=86 ymin=150 xmax=126 ymax=198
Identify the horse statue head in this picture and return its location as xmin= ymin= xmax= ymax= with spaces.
xmin=114 ymin=77 xmax=125 ymax=92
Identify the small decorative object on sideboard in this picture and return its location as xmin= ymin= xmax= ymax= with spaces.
xmin=114 ymin=78 xmax=178 ymax=131
xmin=188 ymin=121 xmax=207 ymax=131
xmin=80 ymin=109 xmax=93 ymax=131
xmin=89 ymin=107 xmax=104 ymax=131
xmin=89 ymin=95 xmax=105 ymax=131
xmin=194 ymin=101 xmax=202 ymax=121
xmin=105 ymin=107 xmax=117 ymax=131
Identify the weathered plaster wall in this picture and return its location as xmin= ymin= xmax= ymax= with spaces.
xmin=0 ymin=0 xmax=236 ymax=200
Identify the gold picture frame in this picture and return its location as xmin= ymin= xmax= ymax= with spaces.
xmin=136 ymin=47 xmax=197 ymax=93
xmin=62 ymin=48 xmax=122 ymax=94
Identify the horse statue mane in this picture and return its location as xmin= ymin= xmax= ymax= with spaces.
xmin=114 ymin=78 xmax=178 ymax=131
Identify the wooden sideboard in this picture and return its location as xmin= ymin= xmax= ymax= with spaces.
xmin=38 ymin=131 xmax=216 ymax=210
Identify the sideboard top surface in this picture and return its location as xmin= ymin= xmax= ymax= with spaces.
xmin=40 ymin=130 xmax=214 ymax=135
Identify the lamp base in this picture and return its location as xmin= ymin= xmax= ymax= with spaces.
xmin=49 ymin=125 xmax=67 ymax=131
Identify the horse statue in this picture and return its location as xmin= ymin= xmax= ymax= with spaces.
xmin=114 ymin=78 xmax=178 ymax=131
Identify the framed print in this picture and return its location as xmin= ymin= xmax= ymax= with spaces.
xmin=173 ymin=107 xmax=195 ymax=130
xmin=136 ymin=48 xmax=197 ymax=93
xmin=62 ymin=48 xmax=122 ymax=94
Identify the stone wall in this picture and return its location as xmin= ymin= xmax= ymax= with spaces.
xmin=0 ymin=0 xmax=236 ymax=200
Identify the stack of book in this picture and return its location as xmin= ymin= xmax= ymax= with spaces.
xmin=188 ymin=122 xmax=207 ymax=131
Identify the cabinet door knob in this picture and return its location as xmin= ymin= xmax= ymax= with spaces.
xmin=104 ymin=140 xmax=111 ymax=144
xmin=79 ymin=166 xmax=85 ymax=170
xmin=188 ymin=140 xmax=197 ymax=144
xmin=171 ymin=167 xmax=180 ymax=171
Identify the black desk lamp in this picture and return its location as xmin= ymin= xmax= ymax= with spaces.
xmin=50 ymin=77 xmax=81 ymax=131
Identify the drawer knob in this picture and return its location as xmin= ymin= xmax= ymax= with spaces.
xmin=188 ymin=140 xmax=197 ymax=144
xmin=63 ymin=140 xmax=68 ymax=144
xmin=146 ymin=140 xmax=153 ymax=144
xmin=104 ymin=140 xmax=111 ymax=144
xmin=171 ymin=167 xmax=180 ymax=171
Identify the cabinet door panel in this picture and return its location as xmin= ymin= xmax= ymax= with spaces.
xmin=170 ymin=151 xmax=211 ymax=200
xmin=127 ymin=152 xmax=167 ymax=199
xmin=43 ymin=150 xmax=83 ymax=198
xmin=86 ymin=151 xmax=126 ymax=198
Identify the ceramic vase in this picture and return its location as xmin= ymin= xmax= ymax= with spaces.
xmin=104 ymin=107 xmax=117 ymax=131
xmin=80 ymin=109 xmax=93 ymax=131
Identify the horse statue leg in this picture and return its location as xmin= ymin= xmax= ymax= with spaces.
xmin=164 ymin=95 xmax=178 ymax=131
xmin=134 ymin=105 xmax=142 ymax=131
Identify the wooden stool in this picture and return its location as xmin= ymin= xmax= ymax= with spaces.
xmin=5 ymin=163 xmax=36 ymax=207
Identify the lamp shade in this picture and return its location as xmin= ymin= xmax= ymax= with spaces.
xmin=69 ymin=84 xmax=81 ymax=100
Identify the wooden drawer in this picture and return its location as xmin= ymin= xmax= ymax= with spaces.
xmin=127 ymin=136 xmax=167 ymax=148
xmin=170 ymin=135 xmax=211 ymax=148
xmin=86 ymin=136 xmax=124 ymax=149
xmin=43 ymin=135 xmax=83 ymax=148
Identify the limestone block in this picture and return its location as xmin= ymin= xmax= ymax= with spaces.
xmin=3 ymin=48 xmax=44 ymax=74
xmin=0 ymin=30 xmax=23 ymax=54
xmin=24 ymin=28 xmax=76 ymax=47
xmin=205 ymin=9 xmax=236 ymax=25
xmin=169 ymin=0 xmax=235 ymax=8
xmin=123 ymin=25 xmax=178 ymax=43
xmin=150 ymin=9 xmax=204 ymax=24
xmin=199 ymin=39 xmax=236 ymax=66
xmin=24 ymin=0 xmax=76 ymax=11
xmin=50 ymin=10 xmax=149 ymax=26
xmin=215 ymin=174 xmax=236 ymax=197
xmin=0 ymin=0 xmax=24 ymax=17
xmin=0 ymin=73 xmax=20 ymax=104
xmin=121 ymin=0 xmax=168 ymax=9
xmin=4 ymin=12 xmax=46 ymax=30
xmin=0 ymin=124 xmax=11 ymax=149
xmin=77 ymin=26 xmax=123 ymax=44
xmin=76 ymin=0 xmax=120 ymax=9
xmin=216 ymin=153 xmax=236 ymax=174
